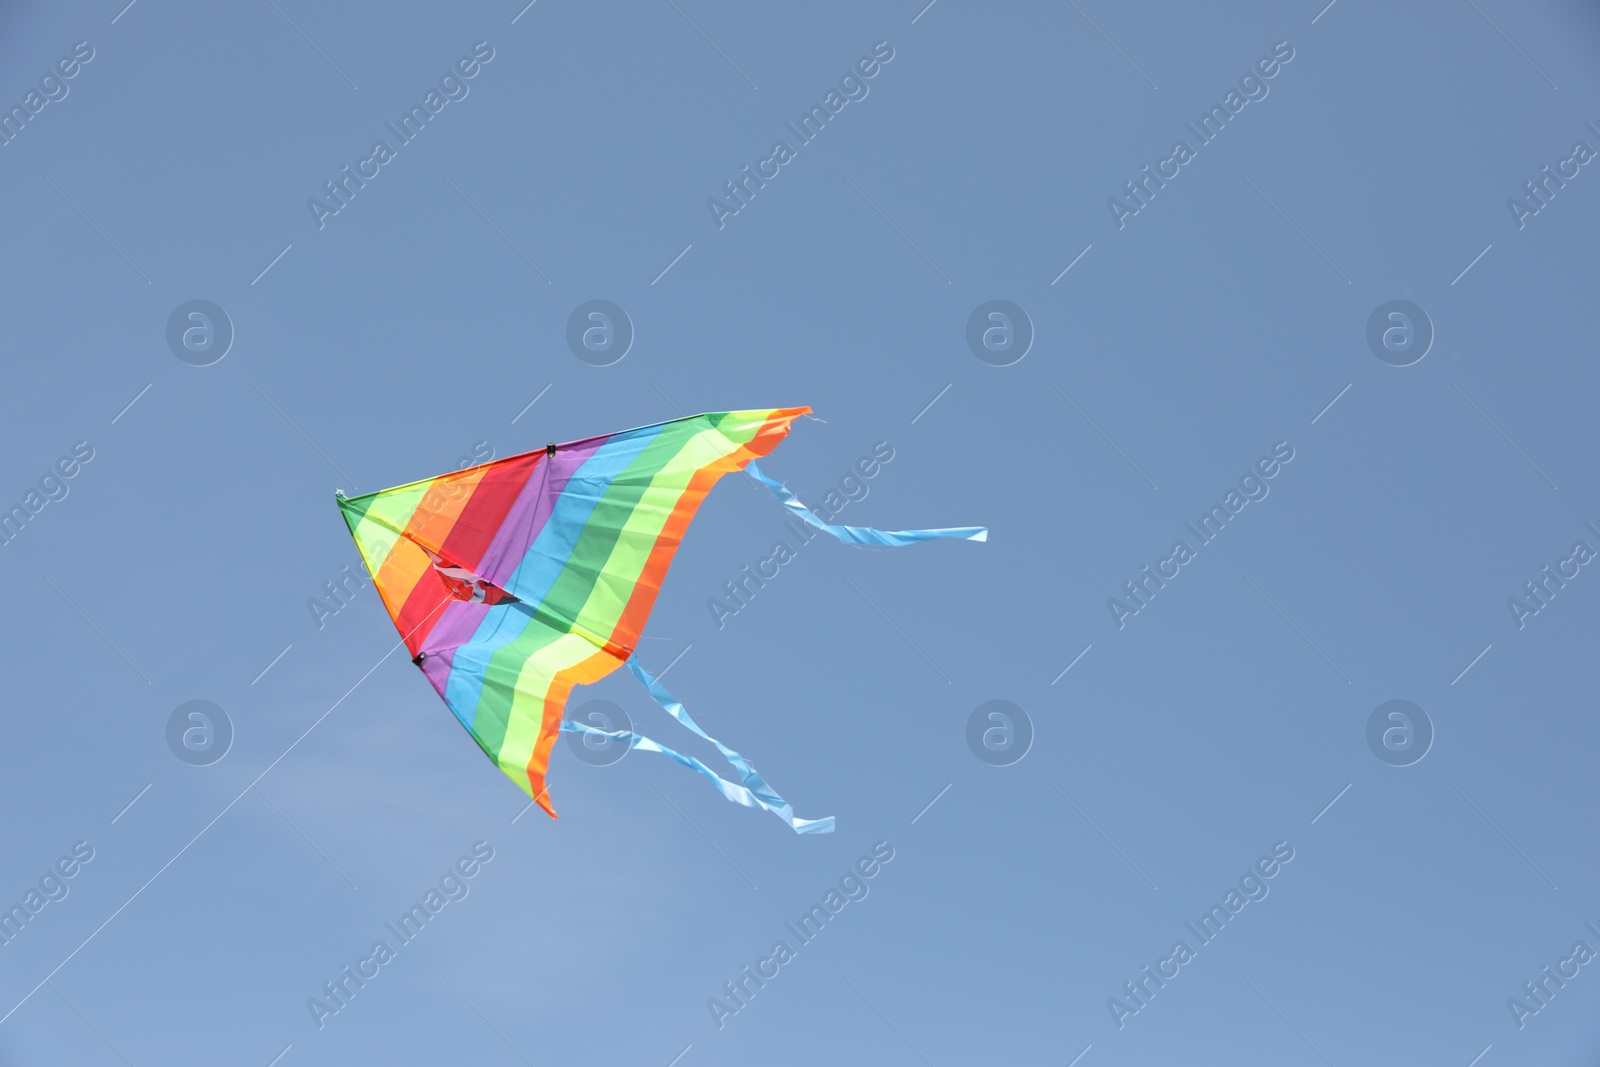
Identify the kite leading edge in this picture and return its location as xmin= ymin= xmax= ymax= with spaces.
xmin=336 ymin=408 xmax=985 ymax=833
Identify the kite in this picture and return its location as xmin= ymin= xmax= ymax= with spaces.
xmin=336 ymin=408 xmax=984 ymax=833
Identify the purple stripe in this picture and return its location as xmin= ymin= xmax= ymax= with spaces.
xmin=477 ymin=438 xmax=605 ymax=587
xmin=422 ymin=600 xmax=487 ymax=661
xmin=420 ymin=645 xmax=457 ymax=696
xmin=420 ymin=596 xmax=533 ymax=663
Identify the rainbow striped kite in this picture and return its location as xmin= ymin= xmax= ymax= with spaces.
xmin=337 ymin=408 xmax=984 ymax=833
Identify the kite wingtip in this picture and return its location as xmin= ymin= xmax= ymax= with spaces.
xmin=536 ymin=790 xmax=558 ymax=821
xmin=971 ymin=528 xmax=989 ymax=542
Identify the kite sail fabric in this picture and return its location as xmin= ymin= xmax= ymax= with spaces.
xmin=337 ymin=408 xmax=985 ymax=833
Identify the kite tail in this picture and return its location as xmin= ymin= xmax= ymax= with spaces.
xmin=559 ymin=721 xmax=833 ymax=834
xmin=744 ymin=462 xmax=988 ymax=546
xmin=558 ymin=658 xmax=834 ymax=835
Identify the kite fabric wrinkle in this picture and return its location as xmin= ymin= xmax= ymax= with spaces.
xmin=337 ymin=408 xmax=984 ymax=833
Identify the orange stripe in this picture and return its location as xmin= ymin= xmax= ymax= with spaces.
xmin=742 ymin=408 xmax=810 ymax=460
xmin=368 ymin=538 xmax=432 ymax=639
xmin=374 ymin=466 xmax=494 ymax=652
xmin=526 ymin=649 xmax=627 ymax=818
xmin=406 ymin=464 xmax=494 ymax=552
xmin=608 ymin=408 xmax=801 ymax=653
xmin=372 ymin=467 xmax=491 ymax=596
xmin=609 ymin=472 xmax=716 ymax=655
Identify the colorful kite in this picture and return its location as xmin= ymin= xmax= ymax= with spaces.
xmin=337 ymin=408 xmax=984 ymax=833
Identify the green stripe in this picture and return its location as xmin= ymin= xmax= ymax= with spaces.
xmin=338 ymin=482 xmax=433 ymax=576
xmin=473 ymin=618 xmax=569 ymax=764
xmin=568 ymin=424 xmax=747 ymax=640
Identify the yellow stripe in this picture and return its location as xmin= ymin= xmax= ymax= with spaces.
xmin=568 ymin=425 xmax=742 ymax=644
xmin=347 ymin=481 xmax=433 ymax=577
xmin=493 ymin=631 xmax=608 ymax=789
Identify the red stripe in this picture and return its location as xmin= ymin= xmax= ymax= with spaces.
xmin=392 ymin=568 xmax=454 ymax=654
xmin=388 ymin=455 xmax=542 ymax=649
xmin=439 ymin=453 xmax=543 ymax=571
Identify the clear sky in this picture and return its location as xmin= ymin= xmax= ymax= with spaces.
xmin=2 ymin=0 xmax=1600 ymax=1064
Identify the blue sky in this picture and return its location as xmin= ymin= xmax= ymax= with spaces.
xmin=3 ymin=0 xmax=1600 ymax=1063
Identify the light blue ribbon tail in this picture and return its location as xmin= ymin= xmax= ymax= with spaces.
xmin=744 ymin=462 xmax=988 ymax=546
xmin=556 ymin=658 xmax=834 ymax=834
